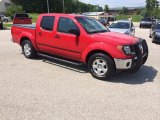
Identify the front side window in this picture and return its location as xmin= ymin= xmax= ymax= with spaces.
xmin=41 ymin=16 xmax=55 ymax=31
xmin=58 ymin=17 xmax=79 ymax=33
xmin=75 ymin=17 xmax=109 ymax=34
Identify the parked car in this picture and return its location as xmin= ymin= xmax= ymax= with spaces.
xmin=0 ymin=15 xmax=11 ymax=22
xmin=139 ymin=17 xmax=153 ymax=28
xmin=11 ymin=14 xmax=148 ymax=80
xmin=98 ymin=19 xmax=110 ymax=26
xmin=153 ymin=19 xmax=160 ymax=23
xmin=108 ymin=20 xmax=135 ymax=36
xmin=0 ymin=16 xmax=3 ymax=29
xmin=13 ymin=13 xmax=32 ymax=24
xmin=149 ymin=22 xmax=160 ymax=43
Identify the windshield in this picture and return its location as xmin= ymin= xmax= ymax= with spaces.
xmin=109 ymin=22 xmax=129 ymax=29
xmin=15 ymin=14 xmax=29 ymax=18
xmin=142 ymin=18 xmax=152 ymax=21
xmin=75 ymin=17 xmax=109 ymax=34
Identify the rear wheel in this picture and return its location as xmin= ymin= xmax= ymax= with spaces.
xmin=22 ymin=40 xmax=37 ymax=59
xmin=88 ymin=53 xmax=115 ymax=80
xmin=4 ymin=19 xmax=8 ymax=22
xmin=149 ymin=34 xmax=151 ymax=38
xmin=139 ymin=25 xmax=142 ymax=28
xmin=152 ymin=36 xmax=156 ymax=43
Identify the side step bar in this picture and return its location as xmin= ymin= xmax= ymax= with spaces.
xmin=38 ymin=53 xmax=84 ymax=66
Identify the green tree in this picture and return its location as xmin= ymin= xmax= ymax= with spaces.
xmin=119 ymin=7 xmax=128 ymax=15
xmin=145 ymin=0 xmax=159 ymax=17
xmin=104 ymin=5 xmax=109 ymax=12
xmin=140 ymin=9 xmax=147 ymax=17
xmin=9 ymin=0 xmax=97 ymax=13
xmin=6 ymin=4 xmax=23 ymax=19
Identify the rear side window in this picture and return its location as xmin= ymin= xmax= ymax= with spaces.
xmin=58 ymin=17 xmax=78 ymax=33
xmin=41 ymin=16 xmax=55 ymax=31
xmin=15 ymin=14 xmax=29 ymax=18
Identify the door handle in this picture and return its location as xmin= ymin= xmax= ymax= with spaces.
xmin=38 ymin=32 xmax=42 ymax=35
xmin=54 ymin=35 xmax=61 ymax=39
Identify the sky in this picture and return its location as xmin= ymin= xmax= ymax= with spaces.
xmin=80 ymin=0 xmax=160 ymax=8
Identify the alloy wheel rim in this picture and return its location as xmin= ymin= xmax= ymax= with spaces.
xmin=92 ymin=59 xmax=108 ymax=76
xmin=24 ymin=44 xmax=31 ymax=56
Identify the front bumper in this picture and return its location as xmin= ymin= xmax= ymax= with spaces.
xmin=114 ymin=39 xmax=148 ymax=70
xmin=114 ymin=58 xmax=132 ymax=69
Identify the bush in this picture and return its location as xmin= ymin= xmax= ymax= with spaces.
xmin=6 ymin=5 xmax=23 ymax=20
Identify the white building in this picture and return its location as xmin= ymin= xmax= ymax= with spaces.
xmin=0 ymin=0 xmax=11 ymax=14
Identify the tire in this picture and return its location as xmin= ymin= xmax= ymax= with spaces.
xmin=152 ymin=36 xmax=156 ymax=43
xmin=149 ymin=34 xmax=152 ymax=38
xmin=88 ymin=53 xmax=115 ymax=80
xmin=4 ymin=19 xmax=8 ymax=23
xmin=0 ymin=24 xmax=3 ymax=29
xmin=139 ymin=25 xmax=141 ymax=28
xmin=22 ymin=40 xmax=37 ymax=59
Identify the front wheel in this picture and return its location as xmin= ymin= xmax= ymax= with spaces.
xmin=22 ymin=40 xmax=37 ymax=59
xmin=88 ymin=53 xmax=115 ymax=80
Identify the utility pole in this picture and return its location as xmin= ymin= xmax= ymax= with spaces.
xmin=47 ymin=0 xmax=50 ymax=13
xmin=63 ymin=0 xmax=65 ymax=13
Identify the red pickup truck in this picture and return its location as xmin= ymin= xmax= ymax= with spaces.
xmin=11 ymin=13 xmax=148 ymax=80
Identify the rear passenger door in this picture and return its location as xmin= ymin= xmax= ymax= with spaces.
xmin=36 ymin=16 xmax=56 ymax=52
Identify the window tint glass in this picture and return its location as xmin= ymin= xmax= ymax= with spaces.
xmin=109 ymin=22 xmax=129 ymax=29
xmin=76 ymin=17 xmax=108 ymax=34
xmin=15 ymin=14 xmax=29 ymax=18
xmin=41 ymin=16 xmax=55 ymax=31
xmin=58 ymin=17 xmax=78 ymax=33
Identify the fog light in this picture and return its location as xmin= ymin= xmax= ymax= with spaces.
xmin=126 ymin=62 xmax=130 ymax=67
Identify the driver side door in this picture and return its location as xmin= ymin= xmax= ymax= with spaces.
xmin=52 ymin=17 xmax=82 ymax=60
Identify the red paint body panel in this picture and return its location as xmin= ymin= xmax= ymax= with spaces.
xmin=11 ymin=13 xmax=139 ymax=63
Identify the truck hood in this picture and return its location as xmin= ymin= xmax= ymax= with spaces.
xmin=108 ymin=28 xmax=128 ymax=34
xmin=93 ymin=32 xmax=138 ymax=45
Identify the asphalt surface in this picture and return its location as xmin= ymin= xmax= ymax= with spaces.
xmin=0 ymin=26 xmax=160 ymax=120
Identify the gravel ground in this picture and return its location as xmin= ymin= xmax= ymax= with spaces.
xmin=0 ymin=26 xmax=160 ymax=120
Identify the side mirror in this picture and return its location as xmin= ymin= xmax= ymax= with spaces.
xmin=68 ymin=28 xmax=80 ymax=36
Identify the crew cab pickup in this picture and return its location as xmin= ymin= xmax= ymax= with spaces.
xmin=11 ymin=13 xmax=148 ymax=80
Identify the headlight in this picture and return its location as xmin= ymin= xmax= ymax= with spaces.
xmin=118 ymin=45 xmax=136 ymax=55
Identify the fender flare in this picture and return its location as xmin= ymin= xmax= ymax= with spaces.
xmin=82 ymin=42 xmax=124 ymax=63
xmin=19 ymin=32 xmax=38 ymax=50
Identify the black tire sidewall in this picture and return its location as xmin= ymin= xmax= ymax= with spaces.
xmin=22 ymin=40 xmax=37 ymax=59
xmin=88 ymin=53 xmax=115 ymax=80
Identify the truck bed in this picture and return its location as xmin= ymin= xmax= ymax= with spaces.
xmin=12 ymin=24 xmax=36 ymax=29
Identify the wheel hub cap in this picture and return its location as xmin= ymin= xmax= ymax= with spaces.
xmin=24 ymin=44 xmax=31 ymax=56
xmin=92 ymin=59 xmax=108 ymax=76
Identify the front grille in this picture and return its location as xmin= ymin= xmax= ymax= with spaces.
xmin=132 ymin=43 xmax=141 ymax=56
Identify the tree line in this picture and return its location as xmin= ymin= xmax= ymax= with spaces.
xmin=9 ymin=0 xmax=102 ymax=13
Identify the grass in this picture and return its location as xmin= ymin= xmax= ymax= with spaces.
xmin=29 ymin=13 xmax=39 ymax=23
xmin=116 ymin=15 xmax=143 ymax=22
xmin=3 ymin=23 xmax=12 ymax=28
